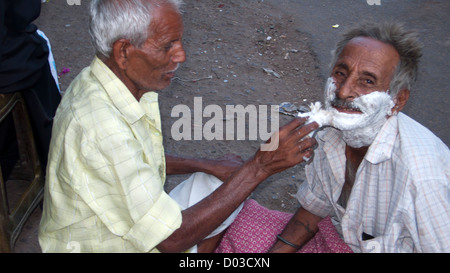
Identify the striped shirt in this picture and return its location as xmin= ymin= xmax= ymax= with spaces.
xmin=296 ymin=113 xmax=450 ymax=252
xmin=39 ymin=57 xmax=182 ymax=253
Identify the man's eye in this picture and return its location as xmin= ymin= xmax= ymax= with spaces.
xmin=364 ymin=79 xmax=374 ymax=85
xmin=164 ymin=43 xmax=174 ymax=51
xmin=335 ymin=71 xmax=346 ymax=77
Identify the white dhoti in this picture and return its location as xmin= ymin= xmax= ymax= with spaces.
xmin=168 ymin=172 xmax=245 ymax=253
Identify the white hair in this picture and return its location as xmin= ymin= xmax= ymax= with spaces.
xmin=89 ymin=0 xmax=184 ymax=58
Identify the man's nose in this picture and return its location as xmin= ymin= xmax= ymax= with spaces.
xmin=336 ymin=77 xmax=358 ymax=100
xmin=172 ymin=43 xmax=186 ymax=64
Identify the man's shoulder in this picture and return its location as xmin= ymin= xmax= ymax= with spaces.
xmin=63 ymin=64 xmax=108 ymax=103
xmin=55 ymin=65 xmax=121 ymax=135
xmin=395 ymin=113 xmax=449 ymax=179
xmin=396 ymin=113 xmax=448 ymax=150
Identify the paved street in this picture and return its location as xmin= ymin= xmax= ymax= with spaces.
xmin=266 ymin=0 xmax=449 ymax=145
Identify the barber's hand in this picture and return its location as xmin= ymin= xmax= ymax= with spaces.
xmin=253 ymin=117 xmax=318 ymax=177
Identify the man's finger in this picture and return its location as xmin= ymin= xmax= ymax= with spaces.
xmin=282 ymin=117 xmax=309 ymax=132
xmin=297 ymin=137 xmax=317 ymax=153
xmin=295 ymin=121 xmax=319 ymax=140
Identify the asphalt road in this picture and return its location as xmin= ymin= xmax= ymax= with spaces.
xmin=266 ymin=0 xmax=449 ymax=146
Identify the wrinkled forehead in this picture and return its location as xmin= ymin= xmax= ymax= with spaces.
xmin=148 ymin=2 xmax=183 ymax=38
xmin=336 ymin=37 xmax=400 ymax=76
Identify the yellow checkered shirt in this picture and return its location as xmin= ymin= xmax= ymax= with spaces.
xmin=39 ymin=57 xmax=182 ymax=252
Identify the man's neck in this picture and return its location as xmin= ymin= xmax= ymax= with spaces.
xmin=345 ymin=145 xmax=368 ymax=168
xmin=99 ymin=54 xmax=146 ymax=101
xmin=337 ymin=145 xmax=369 ymax=208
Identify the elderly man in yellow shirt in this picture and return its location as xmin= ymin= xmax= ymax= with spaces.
xmin=38 ymin=0 xmax=318 ymax=253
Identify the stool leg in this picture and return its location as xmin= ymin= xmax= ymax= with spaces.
xmin=0 ymin=168 xmax=11 ymax=252
xmin=0 ymin=221 xmax=11 ymax=253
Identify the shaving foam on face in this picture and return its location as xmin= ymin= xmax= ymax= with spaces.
xmin=298 ymin=77 xmax=395 ymax=148
xmin=329 ymin=91 xmax=395 ymax=131
xmin=335 ymin=91 xmax=394 ymax=148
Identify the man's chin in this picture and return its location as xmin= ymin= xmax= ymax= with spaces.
xmin=139 ymin=82 xmax=170 ymax=93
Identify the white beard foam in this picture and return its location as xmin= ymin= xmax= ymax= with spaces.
xmin=298 ymin=77 xmax=395 ymax=148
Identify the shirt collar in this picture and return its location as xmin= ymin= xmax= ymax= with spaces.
xmin=139 ymin=91 xmax=161 ymax=131
xmin=319 ymin=127 xmax=345 ymax=155
xmin=319 ymin=115 xmax=399 ymax=164
xmin=90 ymin=56 xmax=145 ymax=125
xmin=364 ymin=115 xmax=398 ymax=164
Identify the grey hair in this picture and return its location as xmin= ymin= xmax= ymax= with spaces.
xmin=89 ymin=0 xmax=184 ymax=58
xmin=331 ymin=22 xmax=423 ymax=97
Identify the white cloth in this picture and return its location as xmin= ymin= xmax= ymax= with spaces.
xmin=169 ymin=172 xmax=244 ymax=252
xmin=36 ymin=29 xmax=60 ymax=93
xmin=296 ymin=113 xmax=450 ymax=252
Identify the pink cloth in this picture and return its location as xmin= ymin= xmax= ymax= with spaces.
xmin=215 ymin=199 xmax=353 ymax=253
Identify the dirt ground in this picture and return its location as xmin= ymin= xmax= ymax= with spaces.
xmin=14 ymin=0 xmax=324 ymax=252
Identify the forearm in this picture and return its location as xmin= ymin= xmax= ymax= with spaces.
xmin=269 ymin=207 xmax=322 ymax=253
xmin=158 ymin=118 xmax=319 ymax=252
xmin=166 ymin=153 xmax=243 ymax=182
xmin=157 ymin=156 xmax=269 ymax=252
xmin=165 ymin=153 xmax=211 ymax=175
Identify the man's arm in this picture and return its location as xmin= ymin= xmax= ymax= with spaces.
xmin=165 ymin=153 xmax=244 ymax=182
xmin=269 ymin=207 xmax=322 ymax=253
xmin=157 ymin=117 xmax=319 ymax=253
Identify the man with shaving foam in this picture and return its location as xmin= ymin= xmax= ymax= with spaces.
xmin=270 ymin=22 xmax=449 ymax=253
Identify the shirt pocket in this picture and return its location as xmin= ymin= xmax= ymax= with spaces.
xmin=357 ymin=223 xmax=414 ymax=253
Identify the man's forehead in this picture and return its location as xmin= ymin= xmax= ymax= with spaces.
xmin=339 ymin=37 xmax=399 ymax=63
xmin=149 ymin=4 xmax=183 ymax=34
xmin=335 ymin=36 xmax=400 ymax=76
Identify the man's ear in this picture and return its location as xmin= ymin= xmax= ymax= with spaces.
xmin=111 ymin=38 xmax=133 ymax=70
xmin=392 ymin=89 xmax=410 ymax=113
